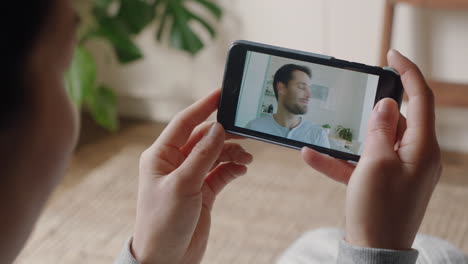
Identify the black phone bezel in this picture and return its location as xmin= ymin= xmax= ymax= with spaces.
xmin=218 ymin=40 xmax=403 ymax=162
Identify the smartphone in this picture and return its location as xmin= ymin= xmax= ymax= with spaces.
xmin=217 ymin=40 xmax=403 ymax=162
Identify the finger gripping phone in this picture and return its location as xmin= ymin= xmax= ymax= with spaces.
xmin=217 ymin=40 xmax=403 ymax=162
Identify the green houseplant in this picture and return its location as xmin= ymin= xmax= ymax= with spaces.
xmin=336 ymin=125 xmax=353 ymax=142
xmin=322 ymin=124 xmax=331 ymax=136
xmin=67 ymin=0 xmax=223 ymax=131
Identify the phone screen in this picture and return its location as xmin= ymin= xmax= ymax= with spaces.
xmin=234 ymin=51 xmax=380 ymax=156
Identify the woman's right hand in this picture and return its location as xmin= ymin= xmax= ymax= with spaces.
xmin=301 ymin=49 xmax=442 ymax=250
xmin=132 ymin=90 xmax=252 ymax=264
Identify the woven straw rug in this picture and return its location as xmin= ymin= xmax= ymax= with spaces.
xmin=14 ymin=123 xmax=468 ymax=264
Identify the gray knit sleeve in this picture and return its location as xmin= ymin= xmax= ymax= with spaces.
xmin=337 ymin=239 xmax=418 ymax=264
xmin=114 ymin=237 xmax=140 ymax=264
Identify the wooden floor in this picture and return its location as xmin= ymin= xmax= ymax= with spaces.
xmin=14 ymin=115 xmax=468 ymax=264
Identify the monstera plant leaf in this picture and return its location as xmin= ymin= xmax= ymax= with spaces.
xmin=66 ymin=0 xmax=223 ymax=131
xmin=157 ymin=0 xmax=222 ymax=54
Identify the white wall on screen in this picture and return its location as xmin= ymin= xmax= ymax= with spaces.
xmin=358 ymin=75 xmax=379 ymax=144
xmin=324 ymin=70 xmax=367 ymax=141
xmin=235 ymin=52 xmax=271 ymax=127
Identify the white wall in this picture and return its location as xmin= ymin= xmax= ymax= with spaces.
xmin=235 ymin=52 xmax=270 ymax=127
xmin=92 ymin=0 xmax=468 ymax=151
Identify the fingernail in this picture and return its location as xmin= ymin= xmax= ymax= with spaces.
xmin=388 ymin=48 xmax=400 ymax=57
xmin=377 ymin=99 xmax=393 ymax=113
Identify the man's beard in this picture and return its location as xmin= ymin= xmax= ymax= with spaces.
xmin=285 ymin=103 xmax=307 ymax=115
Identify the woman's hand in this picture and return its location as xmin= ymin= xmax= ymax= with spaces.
xmin=132 ymin=89 xmax=253 ymax=264
xmin=302 ymin=50 xmax=442 ymax=250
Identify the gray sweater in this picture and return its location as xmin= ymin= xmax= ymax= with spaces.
xmin=113 ymin=237 xmax=418 ymax=264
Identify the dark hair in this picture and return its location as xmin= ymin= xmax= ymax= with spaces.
xmin=272 ymin=64 xmax=312 ymax=100
xmin=1 ymin=1 xmax=52 ymax=128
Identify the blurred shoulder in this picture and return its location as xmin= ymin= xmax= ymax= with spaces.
xmin=247 ymin=115 xmax=274 ymax=128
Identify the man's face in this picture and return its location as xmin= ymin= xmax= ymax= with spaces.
xmin=279 ymin=70 xmax=312 ymax=115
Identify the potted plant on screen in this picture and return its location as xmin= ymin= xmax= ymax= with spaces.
xmin=336 ymin=125 xmax=353 ymax=142
xmin=322 ymin=124 xmax=331 ymax=136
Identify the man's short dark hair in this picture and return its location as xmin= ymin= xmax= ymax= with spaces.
xmin=272 ymin=64 xmax=312 ymax=100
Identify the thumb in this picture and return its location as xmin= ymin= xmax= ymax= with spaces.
xmin=175 ymin=123 xmax=225 ymax=192
xmin=361 ymin=98 xmax=400 ymax=160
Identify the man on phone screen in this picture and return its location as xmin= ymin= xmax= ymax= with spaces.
xmin=246 ymin=64 xmax=330 ymax=148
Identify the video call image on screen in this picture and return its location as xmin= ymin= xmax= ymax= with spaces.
xmin=235 ymin=51 xmax=380 ymax=155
